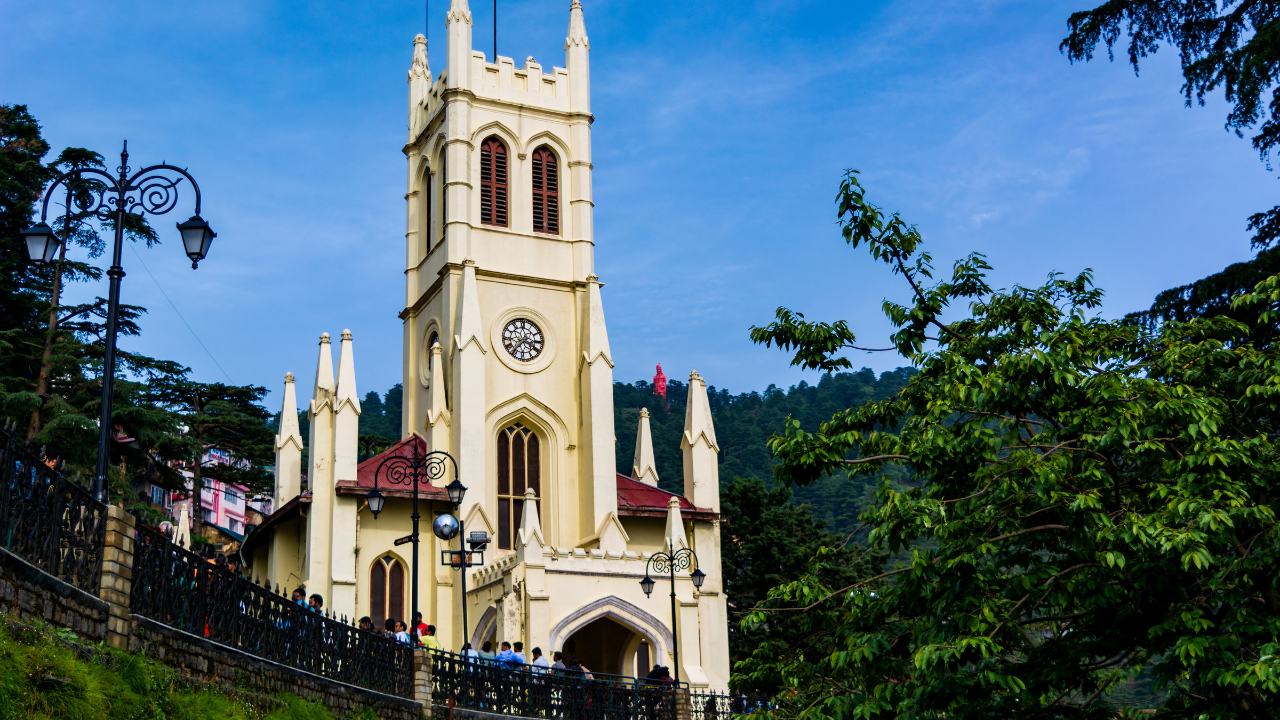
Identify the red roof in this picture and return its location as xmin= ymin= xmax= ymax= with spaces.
xmin=337 ymin=435 xmax=450 ymax=499
xmin=616 ymin=474 xmax=714 ymax=517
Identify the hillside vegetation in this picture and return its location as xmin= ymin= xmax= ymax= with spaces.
xmin=0 ymin=616 xmax=371 ymax=720
xmin=612 ymin=368 xmax=915 ymax=538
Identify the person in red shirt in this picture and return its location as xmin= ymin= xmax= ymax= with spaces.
xmin=411 ymin=611 xmax=429 ymax=645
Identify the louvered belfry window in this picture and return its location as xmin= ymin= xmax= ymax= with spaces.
xmin=480 ymin=137 xmax=508 ymax=227
xmin=531 ymin=146 xmax=559 ymax=235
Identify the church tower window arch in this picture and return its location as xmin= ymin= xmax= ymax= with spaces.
xmin=419 ymin=162 xmax=433 ymax=256
xmin=531 ymin=145 xmax=559 ymax=235
xmin=496 ymin=422 xmax=541 ymax=549
xmin=480 ymin=136 xmax=509 ymax=227
xmin=369 ymin=553 xmax=406 ymax=630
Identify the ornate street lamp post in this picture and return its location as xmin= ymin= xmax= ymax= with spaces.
xmin=433 ymin=479 xmax=488 ymax=650
xmin=640 ymin=542 xmax=706 ymax=683
xmin=21 ymin=141 xmax=215 ymax=503
xmin=366 ymin=443 xmax=459 ymax=633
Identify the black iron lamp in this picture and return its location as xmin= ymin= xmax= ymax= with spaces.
xmin=19 ymin=142 xmax=216 ymax=503
xmin=176 ymin=214 xmax=215 ymax=268
xmin=366 ymin=488 xmax=386 ymax=518
xmin=446 ymin=478 xmax=467 ymax=506
xmin=642 ymin=541 xmax=706 ymax=683
xmin=21 ymin=222 xmax=59 ymax=264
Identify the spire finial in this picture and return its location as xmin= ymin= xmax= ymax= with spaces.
xmin=567 ymin=0 xmax=588 ymax=45
xmin=412 ymin=33 xmax=429 ymax=73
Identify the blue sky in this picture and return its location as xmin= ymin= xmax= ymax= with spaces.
xmin=3 ymin=0 xmax=1273 ymax=408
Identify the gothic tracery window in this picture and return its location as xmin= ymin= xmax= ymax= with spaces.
xmin=531 ymin=146 xmax=559 ymax=235
xmin=370 ymin=554 xmax=405 ymax=629
xmin=480 ymin=137 xmax=509 ymax=227
xmin=497 ymin=423 xmax=541 ymax=550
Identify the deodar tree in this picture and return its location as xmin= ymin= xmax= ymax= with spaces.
xmin=737 ymin=171 xmax=1280 ymax=719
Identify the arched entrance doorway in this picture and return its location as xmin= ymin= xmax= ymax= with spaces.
xmin=563 ymin=616 xmax=653 ymax=678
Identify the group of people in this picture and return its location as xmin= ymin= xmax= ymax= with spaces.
xmin=457 ymin=641 xmax=575 ymax=674
xmin=452 ymin=640 xmax=676 ymax=687
xmin=283 ymin=587 xmax=445 ymax=650
xmin=352 ymin=611 xmax=445 ymax=649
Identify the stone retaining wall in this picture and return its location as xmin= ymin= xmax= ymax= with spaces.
xmin=131 ymin=614 xmax=424 ymax=720
xmin=0 ymin=545 xmax=107 ymax=642
xmin=0 ymin=504 xmax=426 ymax=720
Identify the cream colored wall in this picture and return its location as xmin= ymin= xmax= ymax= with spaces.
xmin=263 ymin=517 xmax=305 ymax=593
xmin=619 ymin=517 xmax=667 ymax=554
xmin=466 ymin=541 xmax=731 ymax=688
xmin=401 ymin=12 xmax=600 ymax=555
xmin=354 ymin=499 xmax=451 ymax=626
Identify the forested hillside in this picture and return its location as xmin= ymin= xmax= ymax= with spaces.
xmin=331 ymin=369 xmax=911 ymax=537
xmin=613 ymin=368 xmax=914 ymax=537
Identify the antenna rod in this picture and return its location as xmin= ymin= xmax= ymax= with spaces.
xmin=494 ymin=0 xmax=497 ymax=62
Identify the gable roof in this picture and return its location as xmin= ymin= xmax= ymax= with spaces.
xmin=336 ymin=434 xmax=451 ymax=499
xmin=616 ymin=473 xmax=716 ymax=519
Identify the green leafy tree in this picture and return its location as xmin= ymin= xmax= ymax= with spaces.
xmin=0 ymin=105 xmax=53 ymax=399
xmin=737 ymin=171 xmax=1280 ymax=718
xmin=720 ymin=476 xmax=880 ymax=674
xmin=149 ymin=377 xmax=274 ymax=536
xmin=22 ymin=147 xmax=159 ymax=442
xmin=1062 ymin=2 xmax=1280 ymax=329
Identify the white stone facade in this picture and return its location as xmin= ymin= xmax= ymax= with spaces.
xmin=244 ymin=0 xmax=729 ymax=690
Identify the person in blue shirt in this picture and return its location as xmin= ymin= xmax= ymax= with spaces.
xmin=495 ymin=641 xmax=522 ymax=667
xmin=513 ymin=641 xmax=527 ymax=665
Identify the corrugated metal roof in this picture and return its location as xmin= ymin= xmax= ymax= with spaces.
xmin=616 ymin=473 xmax=698 ymax=511
xmin=343 ymin=435 xmax=451 ymax=498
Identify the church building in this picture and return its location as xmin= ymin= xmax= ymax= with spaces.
xmin=242 ymin=0 xmax=730 ymax=689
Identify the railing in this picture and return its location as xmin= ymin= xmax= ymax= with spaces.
xmin=690 ymin=690 xmax=770 ymax=720
xmin=429 ymin=649 xmax=683 ymax=720
xmin=0 ymin=420 xmax=107 ymax=594
xmin=129 ymin=524 xmax=414 ymax=697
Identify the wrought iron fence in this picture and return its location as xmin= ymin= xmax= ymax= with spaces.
xmin=690 ymin=690 xmax=770 ymax=720
xmin=428 ymin=649 xmax=683 ymax=720
xmin=129 ymin=524 xmax=414 ymax=697
xmin=0 ymin=420 xmax=107 ymax=594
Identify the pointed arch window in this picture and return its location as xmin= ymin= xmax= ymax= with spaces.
xmin=480 ymin=137 xmax=509 ymax=227
xmin=422 ymin=167 xmax=433 ymax=253
xmin=531 ymin=146 xmax=559 ymax=235
xmin=370 ymin=554 xmax=405 ymax=629
xmin=496 ymin=423 xmax=541 ymax=549
xmin=440 ymin=154 xmax=448 ymax=244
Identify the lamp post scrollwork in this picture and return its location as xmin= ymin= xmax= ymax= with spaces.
xmin=365 ymin=443 xmax=459 ymax=635
xmin=640 ymin=542 xmax=707 ymax=683
xmin=20 ymin=141 xmax=216 ymax=503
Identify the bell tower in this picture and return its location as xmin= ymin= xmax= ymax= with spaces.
xmin=399 ymin=0 xmax=615 ymax=571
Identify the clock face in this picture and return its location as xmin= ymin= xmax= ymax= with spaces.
xmin=502 ymin=318 xmax=544 ymax=362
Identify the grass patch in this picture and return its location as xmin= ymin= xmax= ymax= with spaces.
xmin=0 ymin=616 xmax=384 ymax=720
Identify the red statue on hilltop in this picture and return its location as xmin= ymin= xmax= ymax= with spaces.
xmin=653 ymin=363 xmax=668 ymax=407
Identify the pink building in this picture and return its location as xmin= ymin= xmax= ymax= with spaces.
xmin=197 ymin=447 xmax=251 ymax=537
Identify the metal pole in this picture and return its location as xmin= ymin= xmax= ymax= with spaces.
xmin=459 ymin=513 xmax=469 ymax=649
xmin=411 ymin=459 xmax=421 ymax=634
xmin=493 ymin=0 xmax=497 ymax=61
xmin=93 ymin=142 xmax=130 ymax=504
xmin=669 ymin=542 xmax=679 ymax=683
